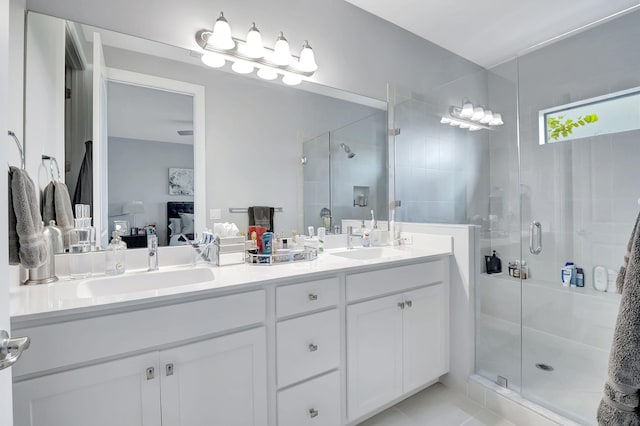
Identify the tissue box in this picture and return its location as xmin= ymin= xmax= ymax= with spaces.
xmin=213 ymin=236 xmax=246 ymax=266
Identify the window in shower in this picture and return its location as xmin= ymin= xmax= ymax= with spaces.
xmin=539 ymin=85 xmax=640 ymax=144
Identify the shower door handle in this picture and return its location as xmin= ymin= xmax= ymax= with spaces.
xmin=529 ymin=221 xmax=542 ymax=255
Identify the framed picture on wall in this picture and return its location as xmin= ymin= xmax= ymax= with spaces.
xmin=168 ymin=168 xmax=194 ymax=195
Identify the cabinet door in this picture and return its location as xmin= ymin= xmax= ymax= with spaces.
xmin=160 ymin=327 xmax=267 ymax=426
xmin=347 ymin=294 xmax=403 ymax=420
xmin=13 ymin=352 xmax=161 ymax=426
xmin=402 ymin=284 xmax=447 ymax=393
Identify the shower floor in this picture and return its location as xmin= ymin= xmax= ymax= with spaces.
xmin=477 ymin=315 xmax=608 ymax=425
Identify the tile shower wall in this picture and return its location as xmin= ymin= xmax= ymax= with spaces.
xmin=516 ymin=9 xmax=640 ymax=285
xmin=303 ymin=133 xmax=330 ymax=230
xmin=393 ymin=70 xmax=491 ymax=226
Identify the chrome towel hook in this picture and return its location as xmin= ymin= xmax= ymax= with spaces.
xmin=42 ymin=155 xmax=61 ymax=181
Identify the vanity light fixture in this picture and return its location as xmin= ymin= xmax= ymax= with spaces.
xmin=443 ymin=100 xmax=505 ymax=131
xmin=197 ymin=11 xmax=318 ymax=87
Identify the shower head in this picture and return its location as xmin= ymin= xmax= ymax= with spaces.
xmin=340 ymin=143 xmax=356 ymax=159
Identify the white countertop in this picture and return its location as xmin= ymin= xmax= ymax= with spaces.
xmin=10 ymin=245 xmax=451 ymax=324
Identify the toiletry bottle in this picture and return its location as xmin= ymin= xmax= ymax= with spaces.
xmin=576 ymin=268 xmax=584 ymax=287
xmin=561 ymin=262 xmax=574 ymax=287
xmin=362 ymin=230 xmax=371 ymax=247
xmin=317 ymin=227 xmax=326 ymax=253
xmin=262 ymin=232 xmax=274 ymax=255
xmin=106 ymin=231 xmax=127 ymax=275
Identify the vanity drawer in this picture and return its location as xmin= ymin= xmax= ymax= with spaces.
xmin=276 ymin=276 xmax=339 ymax=318
xmin=277 ymin=309 xmax=339 ymax=388
xmin=346 ymin=259 xmax=445 ymax=302
xmin=277 ymin=371 xmax=340 ymax=426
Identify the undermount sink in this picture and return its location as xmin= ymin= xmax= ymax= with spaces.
xmin=329 ymin=247 xmax=404 ymax=261
xmin=75 ymin=266 xmax=215 ymax=298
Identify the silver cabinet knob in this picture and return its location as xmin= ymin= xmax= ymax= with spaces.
xmin=308 ymin=343 xmax=318 ymax=352
xmin=146 ymin=367 xmax=155 ymax=380
xmin=406 ymin=300 xmax=412 ymax=308
xmin=309 ymin=408 xmax=319 ymax=418
xmin=165 ymin=363 xmax=174 ymax=376
xmin=397 ymin=302 xmax=405 ymax=310
xmin=308 ymin=293 xmax=318 ymax=301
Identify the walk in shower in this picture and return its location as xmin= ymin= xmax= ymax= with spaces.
xmin=390 ymin=9 xmax=640 ymax=425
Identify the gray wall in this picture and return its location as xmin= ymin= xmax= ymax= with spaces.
xmin=25 ymin=0 xmax=482 ymax=102
xmin=108 ymin=137 xmax=194 ymax=246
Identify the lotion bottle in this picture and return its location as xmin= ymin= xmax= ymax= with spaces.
xmin=105 ymin=231 xmax=127 ymax=275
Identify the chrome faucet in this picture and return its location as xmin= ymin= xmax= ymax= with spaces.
xmin=178 ymin=234 xmax=212 ymax=264
xmin=147 ymin=234 xmax=159 ymax=271
xmin=346 ymin=226 xmax=362 ymax=249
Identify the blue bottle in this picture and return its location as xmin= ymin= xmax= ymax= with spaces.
xmin=262 ymin=232 xmax=274 ymax=255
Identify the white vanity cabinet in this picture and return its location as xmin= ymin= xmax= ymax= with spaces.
xmin=13 ymin=328 xmax=267 ymax=426
xmin=12 ymin=290 xmax=268 ymax=426
xmin=275 ymin=277 xmax=342 ymax=426
xmin=346 ymin=259 xmax=449 ymax=421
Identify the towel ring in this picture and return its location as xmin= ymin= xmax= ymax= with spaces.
xmin=42 ymin=155 xmax=61 ymax=182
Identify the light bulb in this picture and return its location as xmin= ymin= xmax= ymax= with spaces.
xmin=469 ymin=125 xmax=481 ymax=131
xmin=460 ymin=102 xmax=474 ymax=118
xmin=282 ymin=74 xmax=302 ymax=86
xmin=201 ymin=52 xmax=225 ymax=68
xmin=471 ymin=106 xmax=484 ymax=121
xmin=297 ymin=40 xmax=318 ymax=72
xmin=440 ymin=117 xmax=451 ymax=124
xmin=257 ymin=67 xmax=278 ymax=80
xmin=209 ymin=12 xmax=235 ymax=50
xmin=231 ymin=60 xmax=254 ymax=74
xmin=489 ymin=113 xmax=504 ymax=126
xmin=244 ymin=22 xmax=265 ymax=59
xmin=449 ymin=120 xmax=459 ymax=127
xmin=479 ymin=110 xmax=493 ymax=124
xmin=273 ymin=32 xmax=292 ymax=66
xmin=459 ymin=123 xmax=470 ymax=129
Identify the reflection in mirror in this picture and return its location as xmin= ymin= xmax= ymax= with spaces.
xmin=23 ymin=11 xmax=387 ymax=252
xmin=106 ymin=82 xmax=194 ymax=247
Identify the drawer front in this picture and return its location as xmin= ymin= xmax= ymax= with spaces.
xmin=13 ymin=290 xmax=266 ymax=378
xmin=277 ymin=309 xmax=340 ymax=388
xmin=276 ymin=277 xmax=339 ymax=318
xmin=277 ymin=371 xmax=340 ymax=426
xmin=346 ymin=260 xmax=445 ymax=301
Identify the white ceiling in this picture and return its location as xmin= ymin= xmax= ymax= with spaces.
xmin=107 ymin=81 xmax=193 ymax=145
xmin=344 ymin=0 xmax=640 ymax=68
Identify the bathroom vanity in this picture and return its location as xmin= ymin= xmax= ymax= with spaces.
xmin=10 ymin=245 xmax=450 ymax=426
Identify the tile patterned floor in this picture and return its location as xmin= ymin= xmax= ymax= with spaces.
xmin=357 ymin=383 xmax=514 ymax=426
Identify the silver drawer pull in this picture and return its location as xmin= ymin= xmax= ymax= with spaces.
xmin=146 ymin=367 xmax=155 ymax=380
xmin=397 ymin=302 xmax=405 ymax=310
xmin=308 ymin=293 xmax=318 ymax=301
xmin=308 ymin=343 xmax=318 ymax=352
xmin=406 ymin=300 xmax=412 ymax=308
xmin=309 ymin=408 xmax=319 ymax=418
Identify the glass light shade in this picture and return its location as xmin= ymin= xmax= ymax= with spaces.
xmin=440 ymin=117 xmax=451 ymax=124
xmin=460 ymin=102 xmax=474 ymax=118
xmin=231 ymin=60 xmax=254 ymax=74
xmin=489 ymin=113 xmax=504 ymax=125
xmin=282 ymin=74 xmax=302 ymax=86
xmin=479 ymin=110 xmax=493 ymax=124
xmin=244 ymin=23 xmax=265 ymax=59
xmin=459 ymin=123 xmax=471 ymax=129
xmin=469 ymin=125 xmax=481 ymax=131
xmin=273 ymin=32 xmax=292 ymax=66
xmin=210 ymin=12 xmax=235 ymax=50
xmin=449 ymin=120 xmax=459 ymax=126
xmin=297 ymin=41 xmax=318 ymax=72
xmin=471 ymin=106 xmax=484 ymax=121
xmin=201 ymin=52 xmax=225 ymax=68
xmin=257 ymin=67 xmax=278 ymax=80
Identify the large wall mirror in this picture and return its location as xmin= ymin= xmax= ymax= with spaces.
xmin=22 ymin=11 xmax=387 ymax=251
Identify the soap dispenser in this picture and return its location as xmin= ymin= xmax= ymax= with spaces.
xmin=106 ymin=231 xmax=127 ymax=275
